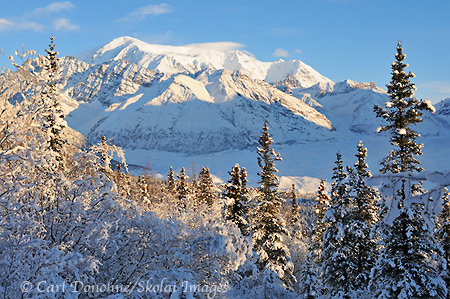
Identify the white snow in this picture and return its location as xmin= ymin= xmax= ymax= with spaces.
xmin=77 ymin=36 xmax=333 ymax=88
xmin=279 ymin=176 xmax=331 ymax=194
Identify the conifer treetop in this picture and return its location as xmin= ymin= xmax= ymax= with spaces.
xmin=257 ymin=120 xmax=282 ymax=192
xmin=45 ymin=35 xmax=59 ymax=80
xmin=386 ymin=41 xmax=416 ymax=101
xmin=374 ymin=41 xmax=431 ymax=175
xmin=354 ymin=141 xmax=371 ymax=179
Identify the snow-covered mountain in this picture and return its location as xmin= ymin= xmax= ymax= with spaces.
xmin=0 ymin=54 xmax=334 ymax=154
xmin=277 ymin=79 xmax=450 ymax=136
xmin=436 ymin=98 xmax=450 ymax=118
xmin=64 ymin=58 xmax=334 ymax=154
xmin=78 ymin=36 xmax=333 ymax=88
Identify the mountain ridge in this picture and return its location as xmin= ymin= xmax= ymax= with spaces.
xmin=77 ymin=36 xmax=333 ymax=88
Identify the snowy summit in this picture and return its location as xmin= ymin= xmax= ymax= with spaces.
xmin=78 ymin=36 xmax=333 ymax=88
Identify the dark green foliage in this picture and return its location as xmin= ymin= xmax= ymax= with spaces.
xmin=371 ymin=205 xmax=446 ymax=298
xmin=41 ymin=35 xmax=65 ymax=158
xmin=166 ymin=166 xmax=176 ymax=194
xmin=435 ymin=188 xmax=450 ymax=297
xmin=371 ymin=42 xmax=446 ymax=299
xmin=374 ymin=41 xmax=431 ymax=178
xmin=289 ymin=184 xmax=299 ymax=227
xmin=345 ymin=141 xmax=379 ymax=292
xmin=298 ymin=180 xmax=330 ymax=298
xmin=321 ymin=145 xmax=379 ymax=297
xmin=251 ymin=121 xmax=295 ymax=288
xmin=312 ymin=179 xmax=330 ymax=253
xmin=176 ymin=167 xmax=189 ymax=207
xmin=225 ymin=164 xmax=249 ymax=234
xmin=321 ymin=153 xmax=355 ymax=297
xmin=198 ymin=166 xmax=215 ymax=205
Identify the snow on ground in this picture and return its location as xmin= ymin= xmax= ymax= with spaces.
xmin=279 ymin=176 xmax=332 ymax=194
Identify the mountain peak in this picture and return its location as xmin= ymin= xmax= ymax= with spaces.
xmin=78 ymin=36 xmax=333 ymax=88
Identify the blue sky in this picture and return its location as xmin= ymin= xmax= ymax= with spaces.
xmin=1 ymin=0 xmax=449 ymax=102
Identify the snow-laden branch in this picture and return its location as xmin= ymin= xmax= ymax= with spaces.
xmin=368 ymin=170 xmax=450 ymax=230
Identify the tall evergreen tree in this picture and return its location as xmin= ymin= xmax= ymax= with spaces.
xmin=137 ymin=175 xmax=150 ymax=204
xmin=167 ymin=166 xmax=176 ymax=194
xmin=322 ymin=152 xmax=358 ymax=298
xmin=289 ymin=184 xmax=299 ymax=227
xmin=435 ymin=188 xmax=450 ymax=298
xmin=370 ymin=42 xmax=446 ymax=299
xmin=370 ymin=203 xmax=446 ymax=298
xmin=198 ymin=166 xmax=215 ymax=205
xmin=374 ymin=41 xmax=431 ymax=197
xmin=176 ymin=167 xmax=189 ymax=208
xmin=114 ymin=160 xmax=131 ymax=198
xmin=225 ymin=164 xmax=249 ymax=234
xmin=299 ymin=179 xmax=330 ymax=298
xmin=41 ymin=35 xmax=65 ymax=159
xmin=344 ymin=141 xmax=379 ymax=293
xmin=251 ymin=121 xmax=295 ymax=288
xmin=313 ymin=179 xmax=330 ymax=255
xmin=239 ymin=167 xmax=249 ymax=233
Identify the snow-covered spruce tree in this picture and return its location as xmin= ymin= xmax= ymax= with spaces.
xmin=239 ymin=166 xmax=250 ymax=234
xmin=313 ymin=179 xmax=330 ymax=255
xmin=40 ymin=35 xmax=65 ymax=161
xmin=370 ymin=42 xmax=446 ymax=299
xmin=137 ymin=175 xmax=150 ymax=204
xmin=286 ymin=183 xmax=309 ymax=290
xmin=322 ymin=152 xmax=363 ymax=298
xmin=289 ymin=184 xmax=300 ymax=227
xmin=177 ymin=167 xmax=190 ymax=208
xmin=298 ymin=179 xmax=330 ymax=298
xmin=371 ymin=201 xmax=446 ymax=298
xmin=343 ymin=141 xmax=379 ymax=294
xmin=251 ymin=120 xmax=296 ymax=289
xmin=225 ymin=163 xmax=250 ymax=235
xmin=436 ymin=188 xmax=450 ymax=297
xmin=374 ymin=41 xmax=432 ymax=196
xmin=198 ymin=166 xmax=216 ymax=205
xmin=114 ymin=159 xmax=132 ymax=198
xmin=167 ymin=166 xmax=176 ymax=194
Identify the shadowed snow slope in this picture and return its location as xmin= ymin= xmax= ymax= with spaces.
xmin=60 ymin=58 xmax=335 ymax=154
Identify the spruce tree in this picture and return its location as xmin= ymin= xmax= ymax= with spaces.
xmin=370 ymin=42 xmax=446 ymax=298
xmin=114 ymin=160 xmax=131 ymax=198
xmin=321 ymin=152 xmax=357 ymax=298
xmin=435 ymin=188 xmax=450 ymax=298
xmin=176 ymin=167 xmax=189 ymax=208
xmin=370 ymin=203 xmax=446 ymax=298
xmin=198 ymin=167 xmax=215 ymax=205
xmin=239 ymin=167 xmax=249 ymax=233
xmin=225 ymin=164 xmax=249 ymax=234
xmin=41 ymin=35 xmax=65 ymax=159
xmin=289 ymin=184 xmax=299 ymax=227
xmin=374 ymin=41 xmax=431 ymax=196
xmin=251 ymin=121 xmax=295 ymax=288
xmin=137 ymin=175 xmax=150 ymax=204
xmin=344 ymin=141 xmax=379 ymax=293
xmin=313 ymin=179 xmax=330 ymax=255
xmin=167 ymin=166 xmax=176 ymax=194
xmin=299 ymin=179 xmax=329 ymax=298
